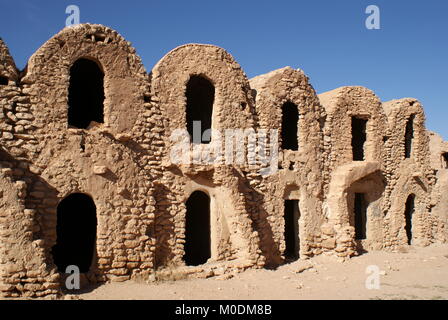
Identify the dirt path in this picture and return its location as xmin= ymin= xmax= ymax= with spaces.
xmin=78 ymin=244 xmax=448 ymax=300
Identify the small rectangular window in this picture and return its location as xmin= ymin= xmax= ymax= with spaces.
xmin=352 ymin=117 xmax=367 ymax=161
xmin=281 ymin=102 xmax=299 ymax=151
xmin=405 ymin=115 xmax=415 ymax=159
xmin=442 ymin=153 xmax=448 ymax=169
xmin=0 ymin=76 xmax=8 ymax=85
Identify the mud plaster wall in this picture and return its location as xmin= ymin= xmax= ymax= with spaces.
xmin=382 ymin=99 xmax=440 ymax=249
xmin=249 ymin=67 xmax=325 ymax=265
xmin=1 ymin=39 xmax=61 ymax=297
xmin=318 ymin=87 xmax=387 ymax=258
xmin=151 ymin=44 xmax=263 ymax=272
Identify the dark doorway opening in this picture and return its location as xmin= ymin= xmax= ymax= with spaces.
xmin=354 ymin=193 xmax=367 ymax=240
xmin=284 ymin=200 xmax=300 ymax=260
xmin=52 ymin=193 xmax=97 ymax=273
xmin=352 ymin=117 xmax=367 ymax=161
xmin=184 ymin=191 xmax=211 ymax=266
xmin=404 ymin=194 xmax=415 ymax=245
xmin=442 ymin=153 xmax=448 ymax=169
xmin=0 ymin=76 xmax=8 ymax=85
xmin=281 ymin=102 xmax=299 ymax=151
xmin=186 ymin=75 xmax=214 ymax=144
xmin=68 ymin=58 xmax=105 ymax=129
xmin=405 ymin=115 xmax=415 ymax=159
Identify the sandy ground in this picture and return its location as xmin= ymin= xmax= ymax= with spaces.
xmin=75 ymin=244 xmax=448 ymax=300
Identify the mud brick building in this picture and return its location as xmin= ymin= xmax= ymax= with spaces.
xmin=0 ymin=24 xmax=446 ymax=298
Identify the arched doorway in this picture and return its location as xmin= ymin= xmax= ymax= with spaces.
xmin=284 ymin=199 xmax=300 ymax=260
xmin=52 ymin=193 xmax=97 ymax=273
xmin=351 ymin=117 xmax=367 ymax=161
xmin=345 ymin=170 xmax=385 ymax=252
xmin=68 ymin=58 xmax=105 ymax=129
xmin=404 ymin=194 xmax=415 ymax=245
xmin=185 ymin=75 xmax=214 ymax=144
xmin=354 ymin=193 xmax=368 ymax=240
xmin=184 ymin=191 xmax=211 ymax=266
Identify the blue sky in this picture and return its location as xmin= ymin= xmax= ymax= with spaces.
xmin=1 ymin=0 xmax=447 ymax=139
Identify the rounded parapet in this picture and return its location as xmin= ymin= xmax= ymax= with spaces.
xmin=250 ymin=66 xmax=324 ymax=150
xmin=383 ymin=98 xmax=430 ymax=172
xmin=151 ymin=44 xmax=255 ymax=156
xmin=318 ymin=86 xmax=386 ymax=169
xmin=22 ymin=24 xmax=148 ymax=135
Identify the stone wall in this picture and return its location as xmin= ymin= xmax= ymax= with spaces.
xmin=250 ymin=67 xmax=325 ymax=265
xmin=382 ymin=99 xmax=437 ymax=249
xmin=428 ymin=131 xmax=448 ymax=243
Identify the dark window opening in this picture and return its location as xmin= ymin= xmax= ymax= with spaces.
xmin=354 ymin=193 xmax=367 ymax=240
xmin=68 ymin=58 xmax=105 ymax=129
xmin=352 ymin=117 xmax=367 ymax=161
xmin=442 ymin=153 xmax=448 ymax=169
xmin=404 ymin=194 xmax=415 ymax=245
xmin=186 ymin=75 xmax=214 ymax=144
xmin=51 ymin=193 xmax=97 ymax=273
xmin=281 ymin=102 xmax=299 ymax=151
xmin=85 ymin=33 xmax=107 ymax=43
xmin=284 ymin=200 xmax=300 ymax=260
xmin=405 ymin=115 xmax=415 ymax=159
xmin=0 ymin=76 xmax=8 ymax=85
xmin=94 ymin=34 xmax=106 ymax=42
xmin=184 ymin=191 xmax=211 ymax=266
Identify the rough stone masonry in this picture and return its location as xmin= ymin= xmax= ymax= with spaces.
xmin=0 ymin=24 xmax=446 ymax=298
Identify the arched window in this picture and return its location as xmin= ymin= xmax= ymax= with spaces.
xmin=281 ymin=102 xmax=299 ymax=151
xmin=68 ymin=58 xmax=105 ymax=129
xmin=404 ymin=194 xmax=415 ymax=245
xmin=184 ymin=191 xmax=211 ymax=266
xmin=404 ymin=115 xmax=415 ymax=159
xmin=51 ymin=193 xmax=97 ymax=273
xmin=186 ymin=75 xmax=214 ymax=144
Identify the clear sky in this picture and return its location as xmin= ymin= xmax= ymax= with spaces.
xmin=1 ymin=0 xmax=447 ymax=140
